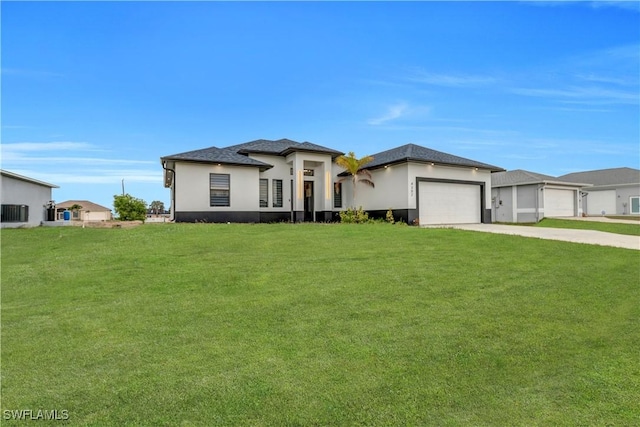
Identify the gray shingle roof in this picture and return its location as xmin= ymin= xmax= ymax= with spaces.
xmin=280 ymin=141 xmax=344 ymax=157
xmin=161 ymin=146 xmax=273 ymax=170
xmin=230 ymin=138 xmax=343 ymax=157
xmin=363 ymin=143 xmax=504 ymax=171
xmin=491 ymin=169 xmax=587 ymax=187
xmin=226 ymin=138 xmax=298 ymax=154
xmin=558 ymin=167 xmax=640 ymax=186
xmin=162 ymin=139 xmax=343 ymax=169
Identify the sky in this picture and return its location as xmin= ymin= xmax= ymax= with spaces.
xmin=1 ymin=1 xmax=639 ymax=211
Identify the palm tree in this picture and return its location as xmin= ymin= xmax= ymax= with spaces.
xmin=335 ymin=151 xmax=375 ymax=205
xmin=68 ymin=203 xmax=83 ymax=220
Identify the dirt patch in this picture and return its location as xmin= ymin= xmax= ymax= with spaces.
xmin=69 ymin=220 xmax=144 ymax=229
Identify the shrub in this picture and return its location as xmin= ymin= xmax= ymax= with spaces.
xmin=113 ymin=194 xmax=147 ymax=221
xmin=339 ymin=207 xmax=370 ymax=224
xmin=385 ymin=208 xmax=395 ymax=224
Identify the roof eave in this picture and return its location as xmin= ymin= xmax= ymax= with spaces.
xmin=279 ymin=147 xmax=344 ymax=158
xmin=365 ymin=158 xmax=505 ymax=172
xmin=160 ymin=157 xmax=273 ymax=171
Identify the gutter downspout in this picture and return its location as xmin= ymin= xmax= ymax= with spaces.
xmin=535 ymin=183 xmax=542 ymax=223
xmin=162 ymin=161 xmax=176 ymax=222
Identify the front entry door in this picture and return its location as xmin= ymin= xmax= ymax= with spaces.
xmin=304 ymin=181 xmax=314 ymax=222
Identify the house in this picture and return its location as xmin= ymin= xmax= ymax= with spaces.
xmin=161 ymin=138 xmax=504 ymax=225
xmin=146 ymin=208 xmax=171 ymax=223
xmin=1 ymin=169 xmax=59 ymax=228
xmin=338 ymin=144 xmax=504 ymax=224
xmin=491 ymin=169 xmax=588 ymax=223
xmin=558 ymin=167 xmax=640 ymax=216
xmin=55 ymin=200 xmax=113 ymax=221
xmin=161 ymin=138 xmax=343 ymax=223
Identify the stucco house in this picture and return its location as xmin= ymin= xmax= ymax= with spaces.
xmin=1 ymin=169 xmax=59 ymax=228
xmin=491 ymin=170 xmax=588 ymax=223
xmin=161 ymin=138 xmax=504 ymax=225
xmin=558 ymin=167 xmax=640 ymax=216
xmin=56 ymin=200 xmax=113 ymax=221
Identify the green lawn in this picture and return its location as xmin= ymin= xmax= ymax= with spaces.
xmin=2 ymin=224 xmax=639 ymax=426
xmin=533 ymin=218 xmax=640 ymax=236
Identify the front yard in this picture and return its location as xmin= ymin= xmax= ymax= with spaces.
xmin=534 ymin=218 xmax=640 ymax=236
xmin=2 ymin=224 xmax=638 ymax=425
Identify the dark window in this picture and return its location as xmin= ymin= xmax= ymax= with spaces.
xmin=1 ymin=204 xmax=29 ymax=222
xmin=210 ymin=173 xmax=230 ymax=207
xmin=273 ymin=179 xmax=283 ymax=208
xmin=334 ymin=183 xmax=342 ymax=208
xmin=259 ymin=179 xmax=268 ymax=208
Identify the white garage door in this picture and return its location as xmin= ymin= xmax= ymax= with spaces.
xmin=585 ymin=190 xmax=616 ymax=215
xmin=544 ymin=189 xmax=575 ymax=217
xmin=419 ymin=181 xmax=481 ymax=225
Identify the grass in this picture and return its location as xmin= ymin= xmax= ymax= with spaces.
xmin=606 ymin=215 xmax=640 ymax=221
xmin=533 ymin=218 xmax=640 ymax=236
xmin=2 ymin=223 xmax=639 ymax=426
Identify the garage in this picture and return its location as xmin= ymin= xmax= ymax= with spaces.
xmin=544 ymin=188 xmax=575 ymax=217
xmin=419 ymin=181 xmax=481 ymax=225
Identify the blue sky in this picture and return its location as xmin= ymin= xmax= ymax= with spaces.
xmin=2 ymin=1 xmax=638 ymax=210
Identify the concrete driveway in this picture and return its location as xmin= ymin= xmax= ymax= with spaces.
xmin=431 ymin=223 xmax=640 ymax=250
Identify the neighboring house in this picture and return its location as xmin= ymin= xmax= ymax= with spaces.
xmin=146 ymin=209 xmax=171 ymax=223
xmin=491 ymin=170 xmax=588 ymax=223
xmin=0 ymin=169 xmax=59 ymax=228
xmin=56 ymin=200 xmax=113 ymax=221
xmin=160 ymin=138 xmax=504 ymax=225
xmin=558 ymin=167 xmax=640 ymax=216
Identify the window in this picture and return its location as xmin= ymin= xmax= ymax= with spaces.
xmin=1 ymin=204 xmax=29 ymax=223
xmin=210 ymin=173 xmax=230 ymax=207
xmin=303 ymin=169 xmax=315 ymax=176
xmin=334 ymin=183 xmax=342 ymax=208
xmin=631 ymin=196 xmax=640 ymax=215
xmin=273 ymin=179 xmax=283 ymax=208
xmin=259 ymin=179 xmax=268 ymax=208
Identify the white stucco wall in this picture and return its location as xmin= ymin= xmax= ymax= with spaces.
xmin=345 ymin=163 xmax=409 ymax=210
xmin=84 ymin=211 xmax=112 ymax=221
xmin=175 ymin=162 xmax=259 ymax=212
xmin=337 ymin=162 xmax=492 ymax=212
xmin=251 ymin=154 xmax=293 ymax=212
xmin=408 ymin=163 xmax=492 ymax=209
xmin=283 ymin=152 xmax=334 ymax=213
xmin=1 ymin=174 xmax=54 ymax=227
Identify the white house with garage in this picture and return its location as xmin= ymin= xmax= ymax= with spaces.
xmin=558 ymin=167 xmax=640 ymax=216
xmin=161 ymin=139 xmax=504 ymax=225
xmin=491 ymin=169 xmax=588 ymax=223
xmin=1 ymin=169 xmax=59 ymax=228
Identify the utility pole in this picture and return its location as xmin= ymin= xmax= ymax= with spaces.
xmin=122 ymin=179 xmax=125 ymax=195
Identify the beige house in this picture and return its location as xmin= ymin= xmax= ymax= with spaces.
xmin=56 ymin=200 xmax=113 ymax=221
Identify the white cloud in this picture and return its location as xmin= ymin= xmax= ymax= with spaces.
xmin=2 ymin=153 xmax=156 ymax=165
xmin=510 ymin=86 xmax=638 ymax=104
xmin=1 ymin=141 xmax=95 ymax=152
xmin=589 ymin=1 xmax=640 ymax=12
xmin=368 ymin=103 xmax=410 ymax=125
xmin=407 ymin=71 xmax=497 ymax=87
xmin=8 ymin=169 xmax=162 ymax=185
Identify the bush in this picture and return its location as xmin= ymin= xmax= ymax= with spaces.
xmin=113 ymin=194 xmax=147 ymax=221
xmin=339 ymin=207 xmax=370 ymax=224
xmin=385 ymin=208 xmax=395 ymax=224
